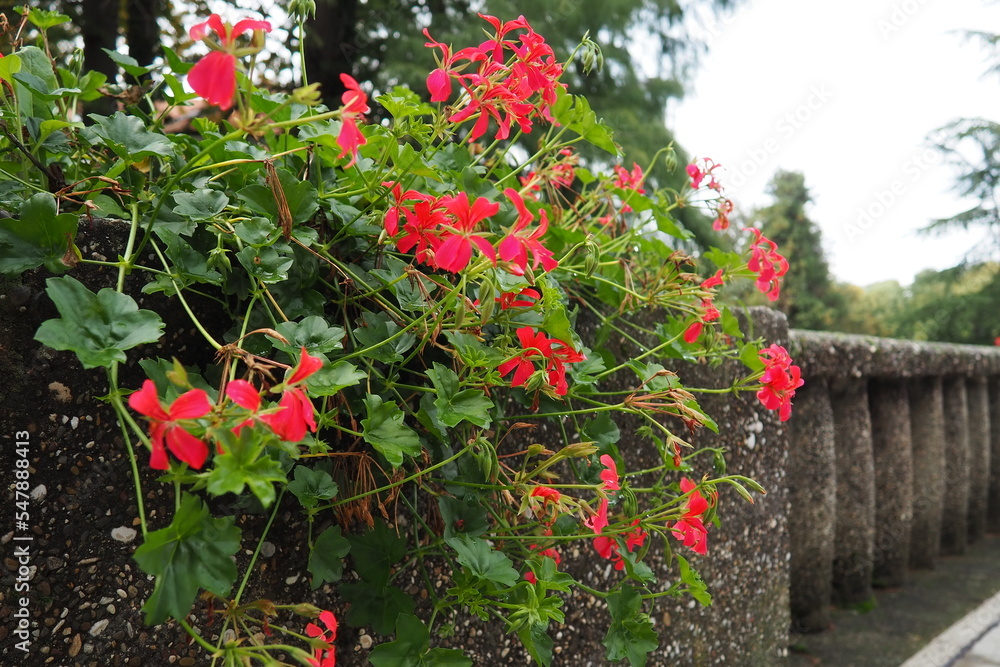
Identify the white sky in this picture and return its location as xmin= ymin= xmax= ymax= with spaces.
xmin=671 ymin=0 xmax=1000 ymax=287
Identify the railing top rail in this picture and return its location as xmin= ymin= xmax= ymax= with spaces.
xmin=789 ymin=329 xmax=1000 ymax=380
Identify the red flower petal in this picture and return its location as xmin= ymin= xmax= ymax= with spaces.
xmin=226 ymin=380 xmax=261 ymax=411
xmin=128 ymin=380 xmax=170 ymax=421
xmin=168 ymin=389 xmax=212 ymax=420
xmin=164 ymin=425 xmax=210 ymax=469
xmin=289 ymin=347 xmax=323 ymax=385
xmin=188 ymin=51 xmax=238 ymax=109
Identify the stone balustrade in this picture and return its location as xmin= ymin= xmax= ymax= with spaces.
xmin=787 ymin=329 xmax=1000 ymax=633
xmin=646 ymin=312 xmax=1000 ymax=663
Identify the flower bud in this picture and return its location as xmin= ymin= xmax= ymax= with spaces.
xmin=291 ymin=82 xmax=323 ymax=106
xmin=579 ymin=37 xmax=604 ymax=75
xmin=289 ymin=0 xmax=317 ymax=20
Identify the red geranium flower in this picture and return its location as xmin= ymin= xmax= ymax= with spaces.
xmin=337 ymin=74 xmax=369 ymax=168
xmin=188 ymin=14 xmax=272 ymax=110
xmin=599 ymin=454 xmax=620 ymax=492
xmin=745 ymin=227 xmax=789 ymax=301
xmin=757 ymin=344 xmax=804 ymax=421
xmin=434 ymin=192 xmax=499 ymax=272
xmin=260 ymin=348 xmax=322 ymax=442
xmin=498 ymin=188 xmax=558 ymax=275
xmin=305 ymin=609 xmax=337 ymax=667
xmin=671 ymin=477 xmax=710 ymax=555
xmin=128 ymin=381 xmax=212 ymax=470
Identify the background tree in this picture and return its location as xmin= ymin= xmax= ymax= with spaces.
xmin=749 ymin=170 xmax=845 ymax=330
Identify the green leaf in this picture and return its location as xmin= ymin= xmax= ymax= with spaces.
xmin=603 ymin=587 xmax=658 ymax=667
xmin=581 ymin=413 xmax=621 ymax=450
xmin=677 ymin=554 xmax=712 ymax=606
xmin=307 ymin=360 xmax=367 ymax=396
xmin=0 ymin=53 xmax=22 ymax=83
xmin=89 ymin=112 xmax=174 ymax=160
xmin=102 ymin=48 xmax=151 ymax=77
xmin=162 ymin=45 xmax=194 ymax=75
xmin=516 ymin=623 xmax=554 ymax=667
xmin=173 ymin=189 xmax=229 ymax=220
xmin=236 ymin=169 xmax=318 ymax=224
xmin=204 ymin=429 xmax=286 ymax=507
xmin=551 ymin=87 xmax=619 ymax=156
xmin=427 ymin=363 xmax=494 ymax=429
xmin=348 ymin=520 xmax=407 ymax=587
xmin=369 ymin=614 xmax=472 ymax=666
xmin=34 ymin=276 xmax=164 ymax=368
xmin=0 ymin=193 xmax=78 ymax=274
xmin=236 ymin=245 xmax=294 ymax=283
xmin=287 ymin=466 xmax=338 ymax=509
xmin=361 ymin=394 xmax=422 ymax=468
xmin=272 ymin=316 xmax=345 ymax=354
xmin=233 ymin=217 xmax=276 ymax=246
xmin=538 ymin=276 xmax=575 ymax=344
xmin=353 ymin=310 xmax=416 ymax=363
xmin=132 ymin=495 xmax=241 ymax=625
xmin=438 ymin=496 xmax=489 ymax=539
xmin=308 ymin=525 xmax=351 ymax=589
xmin=446 ymin=535 xmax=519 ymax=587
xmin=26 ymin=7 xmax=71 ymax=30
xmin=341 ymin=582 xmax=415 ymax=636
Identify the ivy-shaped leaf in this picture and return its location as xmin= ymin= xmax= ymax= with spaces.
xmin=307 ymin=360 xmax=367 ymax=397
xmin=361 ymin=394 xmax=422 ymax=468
xmin=172 ymin=189 xmax=229 ymax=220
xmin=340 ymin=582 xmax=415 ymax=636
xmin=132 ymin=494 xmax=241 ymax=625
xmin=308 ymin=525 xmax=351 ymax=589
xmin=287 ymin=466 xmax=338 ymax=509
xmin=438 ymin=495 xmax=490 ymax=539
xmin=446 ymin=535 xmax=519 ymax=587
xmin=204 ymin=429 xmax=286 ymax=507
xmin=236 ymin=245 xmax=294 ymax=283
xmin=516 ymin=622 xmax=554 ymax=667
xmin=602 ymin=587 xmax=658 ymax=667
xmin=88 ymin=112 xmax=174 ymax=161
xmin=369 ymin=614 xmax=471 ymax=666
xmin=427 ymin=363 xmax=494 ymax=429
xmin=0 ymin=193 xmax=78 ymax=274
xmin=34 ymin=276 xmax=164 ymax=369
xmin=271 ymin=316 xmax=345 ymax=355
xmin=348 ymin=520 xmax=407 ymax=588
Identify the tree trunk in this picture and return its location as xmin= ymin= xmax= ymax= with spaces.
xmin=78 ymin=0 xmax=119 ymax=115
xmin=304 ymin=0 xmax=358 ymax=108
xmin=125 ymin=0 xmax=160 ymax=72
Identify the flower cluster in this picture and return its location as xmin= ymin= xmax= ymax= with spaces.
xmin=520 ymin=148 xmax=578 ymax=200
xmin=228 ymin=348 xmax=323 ymax=442
xmin=424 ymin=14 xmax=565 ymax=140
xmin=187 ymin=14 xmax=272 ymax=110
xmin=129 ymin=349 xmax=322 ymax=471
xmin=128 ymin=382 xmax=213 ymax=470
xmin=583 ymin=455 xmax=647 ymax=570
xmin=746 ymin=227 xmax=789 ymax=301
xmin=671 ymin=478 xmax=712 ymax=555
xmin=499 ymin=326 xmax=585 ymax=396
xmin=686 ymin=158 xmax=734 ymax=231
xmin=757 ymin=344 xmax=804 ymax=421
xmin=384 ymin=186 xmax=557 ymax=276
xmin=683 ymin=270 xmax=725 ymax=344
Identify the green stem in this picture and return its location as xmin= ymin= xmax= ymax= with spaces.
xmin=233 ymin=488 xmax=286 ymax=605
